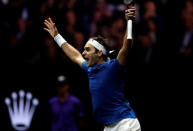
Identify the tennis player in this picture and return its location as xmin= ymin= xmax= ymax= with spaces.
xmin=44 ymin=6 xmax=141 ymax=131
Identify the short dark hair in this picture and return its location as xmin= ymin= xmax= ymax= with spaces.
xmin=90 ymin=35 xmax=110 ymax=61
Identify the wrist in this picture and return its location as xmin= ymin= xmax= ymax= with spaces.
xmin=54 ymin=34 xmax=67 ymax=47
xmin=53 ymin=32 xmax=59 ymax=38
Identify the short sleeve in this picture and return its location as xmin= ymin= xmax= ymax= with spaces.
xmin=81 ymin=61 xmax=88 ymax=72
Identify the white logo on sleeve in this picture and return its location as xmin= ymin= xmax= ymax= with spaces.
xmin=4 ymin=90 xmax=39 ymax=131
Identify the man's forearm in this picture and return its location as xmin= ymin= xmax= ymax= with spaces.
xmin=117 ymin=21 xmax=133 ymax=65
xmin=61 ymin=42 xmax=84 ymax=64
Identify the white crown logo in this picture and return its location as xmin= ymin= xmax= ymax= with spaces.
xmin=5 ymin=90 xmax=39 ymax=131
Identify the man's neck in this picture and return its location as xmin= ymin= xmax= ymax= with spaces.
xmin=59 ymin=93 xmax=69 ymax=102
xmin=96 ymin=59 xmax=106 ymax=65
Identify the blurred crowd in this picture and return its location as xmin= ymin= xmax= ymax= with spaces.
xmin=1 ymin=0 xmax=193 ymax=66
xmin=0 ymin=0 xmax=192 ymax=130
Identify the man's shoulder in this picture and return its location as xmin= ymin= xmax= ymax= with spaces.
xmin=68 ymin=95 xmax=81 ymax=104
xmin=105 ymin=59 xmax=119 ymax=67
xmin=107 ymin=59 xmax=127 ymax=72
xmin=49 ymin=96 xmax=58 ymax=104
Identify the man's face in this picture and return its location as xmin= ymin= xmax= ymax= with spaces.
xmin=82 ymin=43 xmax=99 ymax=67
xmin=57 ymin=84 xmax=69 ymax=96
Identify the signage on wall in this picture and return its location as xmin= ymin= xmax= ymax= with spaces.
xmin=4 ymin=90 xmax=39 ymax=131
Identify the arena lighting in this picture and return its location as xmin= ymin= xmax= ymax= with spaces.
xmin=5 ymin=90 xmax=39 ymax=131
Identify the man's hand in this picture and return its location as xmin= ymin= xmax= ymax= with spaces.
xmin=44 ymin=18 xmax=59 ymax=38
xmin=125 ymin=7 xmax=136 ymax=20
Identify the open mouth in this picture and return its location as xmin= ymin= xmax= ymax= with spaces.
xmin=85 ymin=58 xmax=89 ymax=64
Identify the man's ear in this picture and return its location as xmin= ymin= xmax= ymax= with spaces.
xmin=97 ymin=50 xmax=103 ymax=57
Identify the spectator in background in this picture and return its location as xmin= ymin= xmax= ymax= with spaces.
xmin=43 ymin=36 xmax=58 ymax=61
xmin=133 ymin=0 xmax=164 ymax=65
xmin=90 ymin=0 xmax=112 ymax=37
xmin=49 ymin=75 xmax=84 ymax=131
xmin=140 ymin=0 xmax=164 ymax=33
xmin=64 ymin=10 xmax=77 ymax=40
xmin=135 ymin=18 xmax=162 ymax=65
xmin=111 ymin=17 xmax=125 ymax=50
xmin=40 ymin=0 xmax=56 ymax=18
xmin=49 ymin=9 xmax=80 ymax=45
xmin=73 ymin=31 xmax=85 ymax=52
xmin=176 ymin=0 xmax=193 ymax=65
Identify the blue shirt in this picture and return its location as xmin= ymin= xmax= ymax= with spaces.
xmin=49 ymin=95 xmax=84 ymax=131
xmin=82 ymin=59 xmax=136 ymax=125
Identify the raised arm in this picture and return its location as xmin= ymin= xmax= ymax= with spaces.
xmin=117 ymin=7 xmax=135 ymax=66
xmin=44 ymin=18 xmax=85 ymax=67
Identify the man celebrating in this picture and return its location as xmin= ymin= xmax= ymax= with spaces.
xmin=44 ymin=6 xmax=141 ymax=131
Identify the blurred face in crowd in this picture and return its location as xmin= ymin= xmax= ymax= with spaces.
xmin=66 ymin=0 xmax=77 ymax=9
xmin=147 ymin=19 xmax=156 ymax=33
xmin=144 ymin=1 xmax=156 ymax=19
xmin=144 ymin=1 xmax=156 ymax=12
xmin=66 ymin=10 xmax=76 ymax=26
xmin=74 ymin=32 xmax=84 ymax=50
xmin=17 ymin=18 xmax=26 ymax=32
xmin=114 ymin=18 xmax=125 ymax=32
xmin=183 ymin=1 xmax=193 ymax=30
xmin=57 ymin=84 xmax=69 ymax=96
xmin=47 ymin=0 xmax=54 ymax=8
xmin=185 ymin=0 xmax=193 ymax=11
xmin=45 ymin=37 xmax=57 ymax=60
xmin=82 ymin=42 xmax=103 ymax=67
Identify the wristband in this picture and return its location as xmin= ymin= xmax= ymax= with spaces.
xmin=127 ymin=20 xmax=132 ymax=39
xmin=54 ymin=34 xmax=67 ymax=47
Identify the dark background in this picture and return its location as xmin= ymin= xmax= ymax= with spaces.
xmin=0 ymin=0 xmax=192 ymax=130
